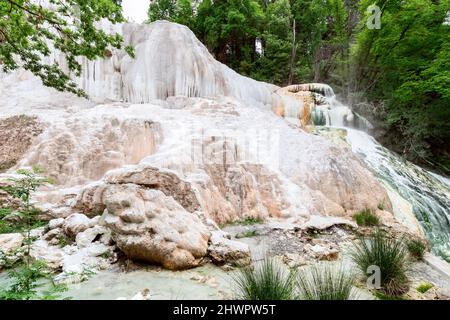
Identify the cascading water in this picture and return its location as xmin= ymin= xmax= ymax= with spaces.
xmin=313 ymin=86 xmax=450 ymax=262
xmin=346 ymin=129 xmax=450 ymax=261
xmin=312 ymin=86 xmax=373 ymax=132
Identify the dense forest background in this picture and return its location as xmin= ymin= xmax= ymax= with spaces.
xmin=148 ymin=0 xmax=450 ymax=176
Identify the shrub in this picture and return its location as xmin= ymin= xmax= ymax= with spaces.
xmin=353 ymin=209 xmax=380 ymax=227
xmin=297 ymin=264 xmax=355 ymax=300
xmin=232 ymin=258 xmax=297 ymax=300
xmin=350 ymin=230 xmax=410 ymax=296
xmin=416 ymin=283 xmax=433 ymax=294
xmin=406 ymin=238 xmax=427 ymax=260
xmin=0 ymin=261 xmax=67 ymax=300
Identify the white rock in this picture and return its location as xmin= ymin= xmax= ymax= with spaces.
xmin=208 ymin=231 xmax=251 ymax=266
xmin=301 ymin=215 xmax=357 ymax=231
xmin=63 ymin=213 xmax=92 ymax=237
xmin=0 ymin=233 xmax=24 ymax=253
xmin=49 ymin=218 xmax=65 ymax=230
xmin=75 ymin=226 xmax=111 ymax=248
xmin=30 ymin=240 xmax=64 ymax=269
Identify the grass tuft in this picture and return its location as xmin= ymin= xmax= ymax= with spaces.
xmin=353 ymin=209 xmax=380 ymax=227
xmin=416 ymin=283 xmax=433 ymax=294
xmin=350 ymin=230 xmax=410 ymax=296
xmin=406 ymin=238 xmax=427 ymax=260
xmin=235 ymin=230 xmax=260 ymax=239
xmin=232 ymin=258 xmax=297 ymax=300
xmin=297 ymin=263 xmax=355 ymax=300
xmin=222 ymin=217 xmax=264 ymax=228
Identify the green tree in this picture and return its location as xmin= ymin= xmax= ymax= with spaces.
xmin=0 ymin=168 xmax=67 ymax=300
xmin=352 ymin=0 xmax=450 ymax=170
xmin=251 ymin=0 xmax=293 ymax=84
xmin=148 ymin=0 xmax=177 ymax=21
xmin=0 ymin=0 xmax=133 ymax=97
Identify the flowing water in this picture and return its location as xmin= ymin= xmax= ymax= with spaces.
xmin=317 ymin=90 xmax=450 ymax=262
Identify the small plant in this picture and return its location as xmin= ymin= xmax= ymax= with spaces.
xmin=377 ymin=201 xmax=385 ymax=211
xmin=0 ymin=261 xmax=67 ymax=300
xmin=374 ymin=291 xmax=406 ymax=300
xmin=0 ymin=168 xmax=65 ymax=300
xmin=236 ymin=230 xmax=260 ymax=239
xmin=353 ymin=209 xmax=380 ymax=227
xmin=0 ymin=168 xmax=51 ymax=263
xmin=232 ymin=258 xmax=297 ymax=300
xmin=311 ymin=110 xmax=326 ymax=126
xmin=350 ymin=230 xmax=410 ymax=296
xmin=57 ymin=235 xmax=70 ymax=248
xmin=416 ymin=283 xmax=433 ymax=294
xmin=297 ymin=264 xmax=355 ymax=300
xmin=406 ymin=238 xmax=427 ymax=260
xmin=222 ymin=217 xmax=264 ymax=228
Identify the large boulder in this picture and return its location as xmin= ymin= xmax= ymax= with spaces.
xmin=102 ymin=184 xmax=210 ymax=270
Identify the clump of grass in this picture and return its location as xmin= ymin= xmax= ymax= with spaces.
xmin=406 ymin=238 xmax=427 ymax=260
xmin=350 ymin=230 xmax=410 ymax=296
xmin=353 ymin=209 xmax=380 ymax=227
xmin=377 ymin=201 xmax=385 ymax=211
xmin=232 ymin=258 xmax=297 ymax=300
xmin=416 ymin=283 xmax=433 ymax=294
xmin=236 ymin=230 xmax=260 ymax=239
xmin=222 ymin=217 xmax=264 ymax=228
xmin=297 ymin=264 xmax=355 ymax=300
xmin=374 ymin=291 xmax=406 ymax=300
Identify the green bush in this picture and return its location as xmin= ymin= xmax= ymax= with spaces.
xmin=297 ymin=264 xmax=355 ymax=300
xmin=0 ymin=261 xmax=67 ymax=300
xmin=232 ymin=258 xmax=297 ymax=300
xmin=353 ymin=209 xmax=380 ymax=227
xmin=406 ymin=238 xmax=427 ymax=260
xmin=350 ymin=231 xmax=410 ymax=296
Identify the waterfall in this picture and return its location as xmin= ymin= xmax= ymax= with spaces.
xmin=313 ymin=88 xmax=373 ymax=132
xmin=318 ymin=90 xmax=450 ymax=262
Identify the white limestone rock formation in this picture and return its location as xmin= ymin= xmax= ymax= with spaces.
xmin=0 ymin=21 xmax=400 ymax=270
xmin=101 ymin=185 xmax=210 ymax=270
xmin=44 ymin=20 xmax=276 ymax=108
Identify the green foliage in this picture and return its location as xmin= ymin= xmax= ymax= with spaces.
xmin=374 ymin=290 xmax=406 ymax=300
xmin=222 ymin=217 xmax=263 ymax=228
xmin=350 ymin=230 xmax=410 ymax=296
xmin=0 ymin=0 xmax=133 ymax=97
xmin=0 ymin=261 xmax=67 ymax=300
xmin=235 ymin=230 xmax=260 ymax=239
xmin=352 ymin=0 xmax=450 ymax=169
xmin=0 ymin=168 xmax=50 ymax=265
xmin=232 ymin=258 xmax=297 ymax=300
xmin=416 ymin=283 xmax=433 ymax=294
xmin=0 ymin=208 xmax=47 ymax=234
xmin=297 ymin=264 xmax=355 ymax=300
xmin=406 ymin=238 xmax=428 ymax=260
xmin=353 ymin=209 xmax=380 ymax=227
